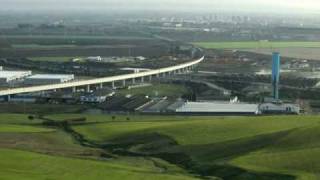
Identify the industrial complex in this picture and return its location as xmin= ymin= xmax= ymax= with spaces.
xmin=0 ymin=70 xmax=32 ymax=84
xmin=0 ymin=52 xmax=301 ymax=115
xmin=24 ymin=74 xmax=75 ymax=85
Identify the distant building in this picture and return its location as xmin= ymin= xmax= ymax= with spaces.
xmin=80 ymin=88 xmax=115 ymax=103
xmin=259 ymin=103 xmax=300 ymax=114
xmin=86 ymin=56 xmax=102 ymax=62
xmin=175 ymin=101 xmax=260 ymax=115
xmin=135 ymin=56 xmax=146 ymax=61
xmin=24 ymin=74 xmax=74 ymax=85
xmin=0 ymin=70 xmax=32 ymax=84
xmin=120 ymin=68 xmax=151 ymax=73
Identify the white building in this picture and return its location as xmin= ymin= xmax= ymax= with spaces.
xmin=259 ymin=103 xmax=300 ymax=114
xmin=175 ymin=101 xmax=260 ymax=115
xmin=0 ymin=70 xmax=32 ymax=84
xmin=0 ymin=66 xmax=3 ymax=70
xmin=86 ymin=56 xmax=102 ymax=62
xmin=24 ymin=74 xmax=74 ymax=85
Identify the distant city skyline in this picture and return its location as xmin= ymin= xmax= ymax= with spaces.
xmin=1 ymin=0 xmax=320 ymax=15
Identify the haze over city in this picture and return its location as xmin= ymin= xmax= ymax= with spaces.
xmin=1 ymin=0 xmax=320 ymax=14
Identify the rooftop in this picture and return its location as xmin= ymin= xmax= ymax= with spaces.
xmin=0 ymin=70 xmax=31 ymax=78
xmin=176 ymin=101 xmax=259 ymax=113
xmin=27 ymin=74 xmax=74 ymax=79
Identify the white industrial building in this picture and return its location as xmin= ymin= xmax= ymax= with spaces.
xmin=24 ymin=74 xmax=74 ymax=85
xmin=0 ymin=70 xmax=32 ymax=84
xmin=86 ymin=56 xmax=102 ymax=62
xmin=259 ymin=103 xmax=300 ymax=114
xmin=80 ymin=88 xmax=115 ymax=103
xmin=175 ymin=101 xmax=260 ymax=115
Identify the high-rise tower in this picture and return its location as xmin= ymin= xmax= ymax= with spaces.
xmin=272 ymin=52 xmax=280 ymax=100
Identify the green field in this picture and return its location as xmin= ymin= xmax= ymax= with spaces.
xmin=0 ymin=149 xmax=195 ymax=180
xmin=28 ymin=56 xmax=82 ymax=62
xmin=3 ymin=113 xmax=320 ymax=179
xmin=193 ymin=41 xmax=320 ymax=49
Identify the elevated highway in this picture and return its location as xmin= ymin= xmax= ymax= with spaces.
xmin=0 ymin=56 xmax=204 ymax=96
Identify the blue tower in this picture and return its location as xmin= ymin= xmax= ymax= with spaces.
xmin=272 ymin=52 xmax=280 ymax=100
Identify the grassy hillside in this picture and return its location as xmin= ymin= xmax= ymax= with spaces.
xmin=3 ymin=113 xmax=320 ymax=179
xmin=0 ymin=148 xmax=196 ymax=180
xmin=70 ymin=115 xmax=320 ymax=179
xmin=193 ymin=41 xmax=320 ymax=49
xmin=73 ymin=116 xmax=320 ymax=145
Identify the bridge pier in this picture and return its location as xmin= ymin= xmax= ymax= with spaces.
xmin=112 ymin=81 xmax=115 ymax=89
xmin=100 ymin=83 xmax=104 ymax=89
xmin=132 ymin=78 xmax=136 ymax=84
xmin=141 ymin=77 xmax=144 ymax=83
xmin=86 ymin=85 xmax=90 ymax=93
xmin=122 ymin=80 xmax=126 ymax=87
xmin=72 ymin=87 xmax=76 ymax=93
xmin=149 ymin=75 xmax=152 ymax=81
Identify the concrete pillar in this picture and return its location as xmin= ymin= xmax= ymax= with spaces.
xmin=86 ymin=85 xmax=90 ymax=92
xmin=162 ymin=73 xmax=166 ymax=78
xmin=7 ymin=95 xmax=11 ymax=102
xmin=72 ymin=86 xmax=76 ymax=93
xmin=112 ymin=81 xmax=115 ymax=89
xmin=132 ymin=78 xmax=136 ymax=84
xmin=100 ymin=83 xmax=103 ymax=89
xmin=156 ymin=74 xmax=160 ymax=78
xmin=141 ymin=77 xmax=144 ymax=83
xmin=149 ymin=76 xmax=152 ymax=81
xmin=122 ymin=80 xmax=126 ymax=87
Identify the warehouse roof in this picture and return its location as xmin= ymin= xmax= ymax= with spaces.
xmin=176 ymin=102 xmax=259 ymax=114
xmin=26 ymin=74 xmax=74 ymax=79
xmin=0 ymin=71 xmax=31 ymax=78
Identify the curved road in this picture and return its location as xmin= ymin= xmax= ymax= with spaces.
xmin=0 ymin=56 xmax=204 ymax=96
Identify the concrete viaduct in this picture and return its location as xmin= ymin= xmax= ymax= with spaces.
xmin=0 ymin=56 xmax=204 ymax=97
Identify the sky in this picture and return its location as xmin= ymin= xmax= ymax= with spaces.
xmin=1 ymin=0 xmax=320 ymax=14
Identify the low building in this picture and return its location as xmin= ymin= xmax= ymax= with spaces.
xmin=86 ymin=56 xmax=102 ymax=62
xmin=175 ymin=101 xmax=260 ymax=115
xmin=80 ymin=95 xmax=108 ymax=103
xmin=80 ymin=88 xmax=115 ymax=103
xmin=259 ymin=103 xmax=300 ymax=114
xmin=0 ymin=70 xmax=32 ymax=84
xmin=24 ymin=74 xmax=74 ymax=85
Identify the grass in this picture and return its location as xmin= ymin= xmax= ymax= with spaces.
xmin=12 ymin=44 xmax=77 ymax=49
xmin=118 ymin=84 xmax=190 ymax=98
xmin=70 ymin=115 xmax=320 ymax=179
xmin=4 ymin=113 xmax=320 ymax=179
xmin=0 ymin=114 xmax=42 ymax=124
xmin=28 ymin=56 xmax=81 ymax=62
xmin=0 ymin=148 xmax=197 ymax=180
xmin=73 ymin=115 xmax=320 ymax=145
xmin=0 ymin=103 xmax=87 ymax=114
xmin=0 ymin=124 xmax=53 ymax=133
xmin=193 ymin=41 xmax=320 ymax=49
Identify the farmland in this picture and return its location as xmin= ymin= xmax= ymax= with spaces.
xmin=193 ymin=41 xmax=320 ymax=49
xmin=2 ymin=113 xmax=320 ymax=179
xmin=243 ymin=48 xmax=320 ymax=60
xmin=193 ymin=41 xmax=320 ymax=60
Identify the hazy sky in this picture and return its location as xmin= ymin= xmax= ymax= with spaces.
xmin=1 ymin=0 xmax=320 ymax=13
